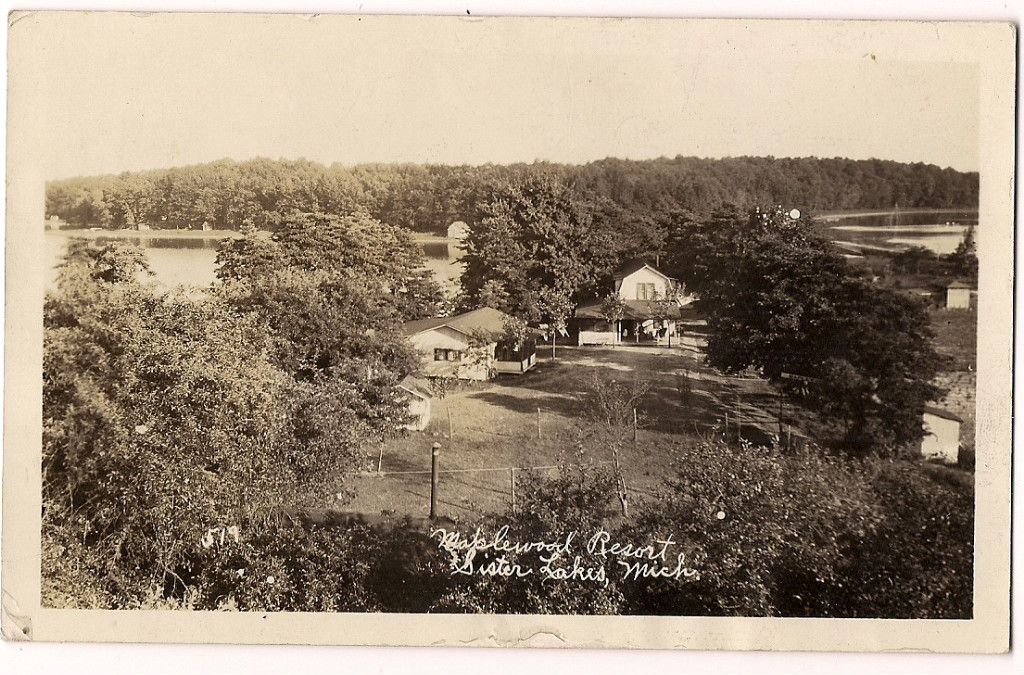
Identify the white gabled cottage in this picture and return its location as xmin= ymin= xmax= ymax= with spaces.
xmin=402 ymin=307 xmax=537 ymax=381
xmin=571 ymin=260 xmax=698 ymax=346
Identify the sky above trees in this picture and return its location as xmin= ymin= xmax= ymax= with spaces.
xmin=24 ymin=14 xmax=980 ymax=180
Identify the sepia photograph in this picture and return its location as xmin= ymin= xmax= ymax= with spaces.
xmin=2 ymin=11 xmax=1015 ymax=653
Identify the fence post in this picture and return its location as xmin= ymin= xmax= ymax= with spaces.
xmin=510 ymin=467 xmax=517 ymax=515
xmin=633 ymin=408 xmax=638 ymax=444
xmin=430 ymin=442 xmax=441 ymax=520
xmin=537 ymin=407 xmax=542 ymax=440
xmin=447 ymin=406 xmax=453 ymax=440
xmin=377 ymin=442 xmax=384 ymax=474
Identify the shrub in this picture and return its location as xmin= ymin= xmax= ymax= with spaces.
xmin=622 ymin=438 xmax=881 ymax=616
xmin=432 ymin=447 xmax=627 ymax=615
xmin=830 ymin=461 xmax=974 ymax=618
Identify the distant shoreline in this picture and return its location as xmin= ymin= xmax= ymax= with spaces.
xmin=46 ymin=228 xmax=244 ymax=240
xmin=816 ymin=207 xmax=977 ymax=222
xmin=46 ymin=206 xmax=979 ymax=239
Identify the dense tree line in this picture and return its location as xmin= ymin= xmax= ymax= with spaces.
xmin=45 ymin=156 xmax=978 ymax=233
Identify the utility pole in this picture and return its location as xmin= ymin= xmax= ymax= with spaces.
xmin=429 ymin=442 xmax=441 ymax=520
xmin=510 ymin=467 xmax=517 ymax=515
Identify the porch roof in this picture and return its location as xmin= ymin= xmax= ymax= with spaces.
xmin=574 ymin=299 xmax=699 ymax=321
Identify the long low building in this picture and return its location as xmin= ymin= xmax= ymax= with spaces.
xmin=402 ymin=307 xmax=537 ymax=380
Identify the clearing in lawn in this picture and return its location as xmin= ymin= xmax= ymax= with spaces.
xmin=344 ymin=346 xmax=801 ymax=520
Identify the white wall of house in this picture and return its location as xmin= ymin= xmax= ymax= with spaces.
xmin=921 ymin=412 xmax=961 ymax=464
xmin=408 ymin=326 xmax=494 ymax=380
xmin=579 ymin=329 xmax=619 ymax=345
xmin=615 ymin=266 xmax=674 ymax=301
xmin=946 ymin=287 xmax=971 ymax=309
xmin=577 ymin=318 xmax=620 ymax=345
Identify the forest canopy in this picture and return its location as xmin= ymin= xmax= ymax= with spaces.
xmin=45 ymin=156 xmax=979 ymax=234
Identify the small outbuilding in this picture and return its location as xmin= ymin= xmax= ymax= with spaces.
xmin=921 ymin=406 xmax=962 ymax=464
xmin=446 ymin=221 xmax=469 ymax=240
xmin=945 ymin=280 xmax=972 ymax=309
xmin=398 ymin=375 xmax=433 ymax=431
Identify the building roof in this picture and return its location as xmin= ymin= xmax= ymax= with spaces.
xmin=613 ymin=258 xmax=676 ymax=281
xmin=402 ymin=306 xmax=512 ymax=339
xmin=947 ymin=279 xmax=974 ymax=290
xmin=574 ymin=299 xmax=700 ymax=321
xmin=398 ymin=375 xmax=433 ymax=399
xmin=923 ymin=406 xmax=963 ymax=423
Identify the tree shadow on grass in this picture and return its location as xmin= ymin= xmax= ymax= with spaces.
xmin=465 ymin=391 xmax=583 ymax=418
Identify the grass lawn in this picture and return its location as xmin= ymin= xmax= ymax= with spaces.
xmin=344 ymin=345 xmax=797 ymax=521
xmin=929 ymin=306 xmax=977 ymax=372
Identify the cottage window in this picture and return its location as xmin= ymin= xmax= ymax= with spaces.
xmin=637 ymin=282 xmax=656 ymax=300
xmin=434 ymin=348 xmax=463 ymax=361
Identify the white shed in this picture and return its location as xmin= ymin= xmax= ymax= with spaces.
xmin=945 ymin=280 xmax=972 ymax=309
xmin=398 ymin=376 xmax=433 ymax=431
xmin=921 ymin=407 xmax=962 ymax=464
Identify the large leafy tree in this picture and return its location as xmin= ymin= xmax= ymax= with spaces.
xmin=460 ymin=172 xmax=615 ymax=320
xmin=43 ymin=242 xmax=366 ymax=605
xmin=214 ymin=212 xmax=434 ymax=437
xmin=219 ymin=211 xmax=442 ymax=321
xmin=664 ymin=206 xmax=942 ymax=452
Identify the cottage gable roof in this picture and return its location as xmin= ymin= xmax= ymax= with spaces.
xmin=398 ymin=375 xmax=433 ymax=399
xmin=402 ymin=307 xmax=511 ymax=339
xmin=613 ymin=258 xmax=676 ymax=282
xmin=946 ymin=279 xmax=973 ymax=290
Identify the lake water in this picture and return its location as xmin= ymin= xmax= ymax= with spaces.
xmin=820 ymin=210 xmax=978 ymax=256
xmin=45 ymin=232 xmax=223 ymax=290
xmin=44 ymin=231 xmax=466 ymax=293
xmin=45 ymin=210 xmax=975 ymax=290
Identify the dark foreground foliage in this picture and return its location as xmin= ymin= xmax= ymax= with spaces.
xmin=44 ymin=437 xmax=973 ymax=618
